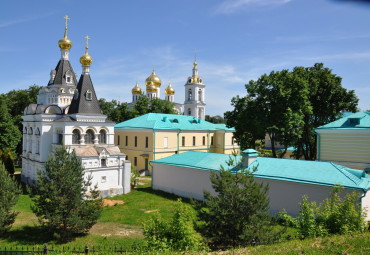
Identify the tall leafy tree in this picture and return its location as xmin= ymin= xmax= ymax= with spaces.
xmin=205 ymin=115 xmax=226 ymax=124
xmin=98 ymin=98 xmax=132 ymax=123
xmin=196 ymin=156 xmax=273 ymax=248
xmin=0 ymin=99 xmax=22 ymax=154
xmin=292 ymin=63 xmax=358 ymax=160
xmin=0 ymin=163 xmax=21 ymax=236
xmin=0 ymin=84 xmax=41 ymax=156
xmin=31 ymin=146 xmax=102 ymax=240
xmin=226 ymin=69 xmax=310 ymax=157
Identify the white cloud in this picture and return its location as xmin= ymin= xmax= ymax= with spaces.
xmin=214 ymin=0 xmax=292 ymax=14
xmin=0 ymin=12 xmax=54 ymax=28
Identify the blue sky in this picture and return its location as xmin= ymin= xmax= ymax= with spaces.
xmin=1 ymin=0 xmax=370 ymax=116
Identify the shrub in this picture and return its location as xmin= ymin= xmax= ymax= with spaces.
xmin=143 ymin=199 xmax=206 ymax=252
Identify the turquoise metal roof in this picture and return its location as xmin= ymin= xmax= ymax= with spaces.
xmin=151 ymin=151 xmax=370 ymax=191
xmin=316 ymin=111 xmax=370 ymax=129
xmin=114 ymin=113 xmax=235 ymax=131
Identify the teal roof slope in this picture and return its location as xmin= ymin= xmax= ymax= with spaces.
xmin=151 ymin=151 xmax=370 ymax=191
xmin=316 ymin=111 xmax=370 ymax=129
xmin=114 ymin=113 xmax=235 ymax=131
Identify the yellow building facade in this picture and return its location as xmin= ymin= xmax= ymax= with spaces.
xmin=114 ymin=113 xmax=239 ymax=173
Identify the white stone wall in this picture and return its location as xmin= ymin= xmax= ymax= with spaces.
xmin=152 ymin=163 xmax=370 ymax=220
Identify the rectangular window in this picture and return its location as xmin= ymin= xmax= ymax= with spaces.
xmin=134 ymin=136 xmax=137 ymax=147
xmin=211 ymin=136 xmax=214 ymax=145
xmin=101 ymin=159 xmax=106 ymax=167
xmin=134 ymin=157 xmax=137 ymax=166
xmin=58 ymin=134 xmax=63 ymax=145
xmin=125 ymin=155 xmax=128 ymax=160
xmin=218 ymin=136 xmax=221 ymax=145
xmin=182 ymin=136 xmax=185 ymax=147
xmin=146 ymin=136 xmax=149 ymax=148
xmin=232 ymin=137 xmax=234 ymax=145
xmin=202 ymin=136 xmax=205 ymax=146
xmin=164 ymin=137 xmax=168 ymax=148
xmin=117 ymin=135 xmax=120 ymax=145
xmin=125 ymin=136 xmax=128 ymax=146
xmin=101 ymin=176 xmax=106 ymax=183
xmin=193 ymin=136 xmax=196 ymax=146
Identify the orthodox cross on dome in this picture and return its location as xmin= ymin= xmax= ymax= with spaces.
xmin=85 ymin=35 xmax=90 ymax=51
xmin=153 ymin=64 xmax=155 ymax=73
xmin=64 ymin=15 xmax=70 ymax=30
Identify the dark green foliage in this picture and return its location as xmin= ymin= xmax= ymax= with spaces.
xmin=196 ymin=155 xmax=274 ymax=248
xmin=205 ymin=115 xmax=226 ymax=124
xmin=143 ymin=199 xmax=206 ymax=252
xmin=150 ymin=98 xmax=176 ymax=114
xmin=98 ymin=99 xmax=132 ymax=123
xmin=0 ymin=163 xmax=21 ymax=236
xmin=0 ymin=85 xmax=41 ymax=156
xmin=280 ymin=186 xmax=367 ymax=239
xmin=225 ymin=63 xmax=358 ymax=159
xmin=0 ymin=150 xmax=15 ymax=175
xmin=31 ymin=146 xmax=102 ymax=240
xmin=0 ymin=99 xmax=22 ymax=155
xmin=292 ymin=64 xmax=358 ymax=160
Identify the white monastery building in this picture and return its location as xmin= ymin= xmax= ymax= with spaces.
xmin=21 ymin=16 xmax=131 ymax=197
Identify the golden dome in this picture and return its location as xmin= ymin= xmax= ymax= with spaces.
xmin=146 ymin=81 xmax=157 ymax=92
xmin=80 ymin=35 xmax=93 ymax=66
xmin=58 ymin=36 xmax=72 ymax=50
xmin=145 ymin=67 xmax=161 ymax=87
xmin=132 ymin=82 xmax=142 ymax=94
xmin=165 ymin=82 xmax=175 ymax=95
xmin=58 ymin=15 xmax=72 ymax=50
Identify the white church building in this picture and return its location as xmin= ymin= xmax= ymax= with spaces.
xmin=129 ymin=57 xmax=207 ymax=120
xmin=21 ymin=17 xmax=131 ymax=197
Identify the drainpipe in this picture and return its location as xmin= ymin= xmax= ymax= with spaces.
xmin=360 ymin=190 xmax=367 ymax=220
xmin=223 ymin=130 xmax=226 ymax=154
xmin=177 ymin=129 xmax=182 ymax=153
xmin=149 ymin=161 xmax=153 ymax=189
xmin=313 ymin=130 xmax=321 ymax=161
xmin=208 ymin=130 xmax=211 ymax=152
xmin=153 ymin=129 xmax=156 ymax=160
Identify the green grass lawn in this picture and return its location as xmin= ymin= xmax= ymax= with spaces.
xmin=1 ymin=176 xmax=369 ymax=254
xmin=0 ymin=177 xmax=191 ymax=252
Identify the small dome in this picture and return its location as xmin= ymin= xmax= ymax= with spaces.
xmin=132 ymin=82 xmax=142 ymax=94
xmin=165 ymin=82 xmax=175 ymax=95
xmin=80 ymin=50 xmax=93 ymax=66
xmin=146 ymin=82 xmax=157 ymax=92
xmin=58 ymin=36 xmax=72 ymax=50
xmin=145 ymin=69 xmax=161 ymax=87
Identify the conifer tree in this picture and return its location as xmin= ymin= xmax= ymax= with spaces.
xmin=196 ymin=155 xmax=274 ymax=248
xmin=0 ymin=163 xmax=21 ymax=236
xmin=31 ymin=146 xmax=102 ymax=240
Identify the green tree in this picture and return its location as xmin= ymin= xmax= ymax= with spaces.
xmin=225 ymin=70 xmax=310 ymax=157
xmin=98 ymin=98 xmax=132 ymax=123
xmin=144 ymin=199 xmax=205 ymax=252
xmin=205 ymin=115 xmax=226 ymax=124
xmin=1 ymin=84 xmax=41 ymax=156
xmin=292 ymin=64 xmax=358 ymax=160
xmin=0 ymin=149 xmax=15 ymax=175
xmin=31 ymin=146 xmax=102 ymax=240
xmin=0 ymin=99 xmax=22 ymax=155
xmin=150 ymin=98 xmax=177 ymax=114
xmin=0 ymin=163 xmax=21 ymax=236
xmin=196 ymin=155 xmax=273 ymax=247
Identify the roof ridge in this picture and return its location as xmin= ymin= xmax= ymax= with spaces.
xmin=330 ymin=162 xmax=362 ymax=186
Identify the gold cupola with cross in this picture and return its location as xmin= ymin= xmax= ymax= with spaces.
xmin=145 ymin=66 xmax=162 ymax=87
xmin=58 ymin=15 xmax=72 ymax=50
xmin=80 ymin=35 xmax=93 ymax=73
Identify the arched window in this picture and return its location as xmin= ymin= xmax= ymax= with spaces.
xmin=72 ymin=129 xmax=81 ymax=144
xmin=198 ymin=89 xmax=202 ymax=101
xmin=188 ymin=108 xmax=191 ymax=115
xmin=28 ymin=127 xmax=33 ymax=135
xmin=85 ymin=129 xmax=95 ymax=144
xmin=188 ymin=89 xmax=192 ymax=100
xmin=99 ymin=129 xmax=107 ymax=144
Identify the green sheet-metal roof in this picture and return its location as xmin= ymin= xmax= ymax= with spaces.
xmin=151 ymin=151 xmax=370 ymax=191
xmin=316 ymin=111 xmax=370 ymax=129
xmin=114 ymin=113 xmax=235 ymax=131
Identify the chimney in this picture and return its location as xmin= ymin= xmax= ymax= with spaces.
xmin=241 ymin=149 xmax=258 ymax=168
xmin=163 ymin=116 xmax=167 ymax=122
